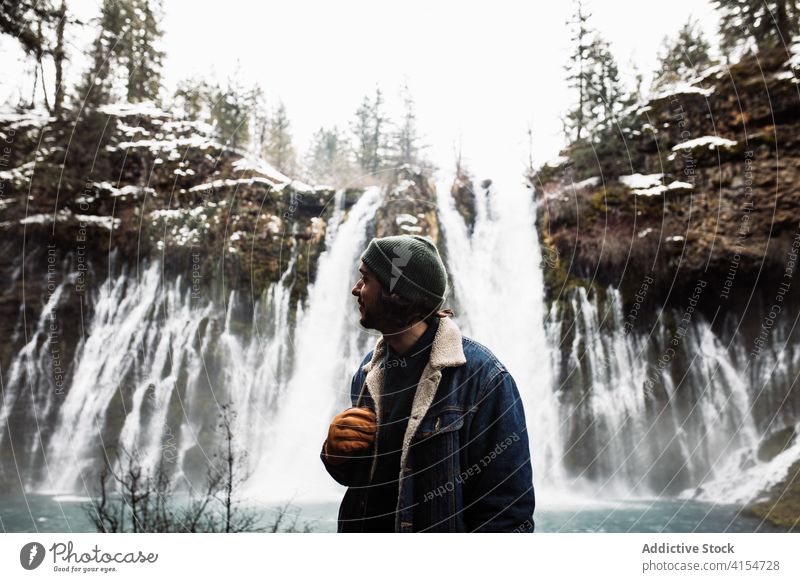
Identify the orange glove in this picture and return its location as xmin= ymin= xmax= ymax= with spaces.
xmin=323 ymin=407 xmax=377 ymax=465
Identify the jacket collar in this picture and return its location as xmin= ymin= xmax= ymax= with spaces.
xmin=362 ymin=315 xmax=466 ymax=377
xmin=360 ymin=316 xmax=467 ymax=517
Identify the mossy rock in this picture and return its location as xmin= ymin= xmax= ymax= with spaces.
xmin=757 ymin=427 xmax=797 ymax=462
xmin=744 ymin=459 xmax=800 ymax=530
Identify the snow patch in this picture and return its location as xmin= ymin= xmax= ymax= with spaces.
xmin=99 ymin=101 xmax=171 ymax=118
xmin=395 ymin=213 xmax=419 ymax=226
xmin=653 ymin=83 xmax=714 ymax=100
xmin=619 ymin=173 xmax=663 ymax=189
xmin=573 ymin=176 xmax=600 ymax=190
xmin=672 ymin=136 xmax=737 ymax=152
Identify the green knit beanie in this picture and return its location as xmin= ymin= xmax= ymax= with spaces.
xmin=360 ymin=235 xmax=448 ymax=311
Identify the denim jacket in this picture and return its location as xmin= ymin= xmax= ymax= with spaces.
xmin=321 ymin=316 xmax=535 ymax=532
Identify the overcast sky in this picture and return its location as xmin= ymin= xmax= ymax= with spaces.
xmin=1 ymin=0 xmax=721 ymax=184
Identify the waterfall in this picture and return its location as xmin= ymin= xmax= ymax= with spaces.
xmin=555 ymin=285 xmax=798 ymax=503
xmin=215 ymin=243 xmax=299 ymax=475
xmin=435 ymin=173 xmax=567 ymax=499
xmin=434 ymin=170 xmax=800 ymax=508
xmin=4 ymin=170 xmax=798 ymax=522
xmin=41 ymin=262 xmax=214 ymax=493
xmin=0 ymin=275 xmax=72 ymax=481
xmin=248 ymin=186 xmax=382 ymax=502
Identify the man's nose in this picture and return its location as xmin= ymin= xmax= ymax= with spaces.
xmin=351 ymin=280 xmax=362 ymax=296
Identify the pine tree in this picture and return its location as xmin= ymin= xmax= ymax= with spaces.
xmin=125 ymin=0 xmax=165 ymax=103
xmin=352 ymin=94 xmax=374 ymax=172
xmin=73 ymin=0 xmax=164 ymax=108
xmin=305 ymin=126 xmax=353 ymax=186
xmin=653 ymin=18 xmax=714 ymax=89
xmin=368 ymin=88 xmax=388 ymax=173
xmin=351 ymin=87 xmax=389 ymax=175
xmin=0 ymin=0 xmax=71 ymax=112
xmin=208 ymin=77 xmax=254 ymax=151
xmin=390 ymin=83 xmax=421 ymax=168
xmin=173 ymin=78 xmax=211 ymax=119
xmin=585 ymin=35 xmax=628 ymax=129
xmin=714 ymin=0 xmax=800 ymax=55
xmin=263 ymin=102 xmax=296 ymax=174
xmin=565 ymin=30 xmax=639 ymax=179
xmin=564 ymin=0 xmax=593 ymax=143
xmin=0 ymin=0 xmax=52 ymax=56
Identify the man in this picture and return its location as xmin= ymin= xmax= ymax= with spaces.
xmin=320 ymin=234 xmax=535 ymax=532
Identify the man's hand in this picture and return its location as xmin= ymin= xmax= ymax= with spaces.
xmin=323 ymin=407 xmax=377 ymax=465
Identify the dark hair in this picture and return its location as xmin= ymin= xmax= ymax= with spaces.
xmin=377 ymin=288 xmax=452 ymax=330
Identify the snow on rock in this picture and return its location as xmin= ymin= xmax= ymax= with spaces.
xmin=619 ymin=173 xmax=664 ymax=189
xmin=117 ymin=122 xmax=150 ymax=137
xmin=112 ymin=134 xmax=222 ymax=153
xmin=231 ymin=157 xmax=321 ymax=194
xmin=653 ymin=83 xmax=715 ymax=101
xmin=549 ymin=155 xmax=569 ymax=166
xmin=232 ymin=157 xmax=289 ymax=183
xmin=90 ymin=182 xmax=154 ymax=198
xmin=393 ymin=179 xmax=416 ymax=194
xmin=395 ymin=213 xmax=419 ymax=226
xmin=188 ymin=177 xmax=277 ymax=193
xmin=687 ymin=64 xmax=727 ymax=84
xmin=629 ymin=181 xmax=694 ymax=197
xmin=619 ymin=174 xmax=693 ymax=197
xmin=672 ymin=136 xmax=738 ymax=152
xmin=4 ymin=207 xmax=120 ymax=229
xmin=0 ymin=109 xmax=54 ymax=129
xmin=0 ymin=161 xmax=36 ymax=182
xmin=573 ymin=176 xmax=600 ymax=190
xmin=99 ymin=102 xmax=170 ymax=118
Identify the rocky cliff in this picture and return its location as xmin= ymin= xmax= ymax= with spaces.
xmin=532 ymin=46 xmax=800 ymax=526
xmin=534 ymin=46 xmax=800 ymax=317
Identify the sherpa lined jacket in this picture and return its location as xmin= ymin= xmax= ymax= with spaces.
xmin=321 ymin=316 xmax=535 ymax=532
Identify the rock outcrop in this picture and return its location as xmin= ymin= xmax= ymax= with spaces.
xmin=533 ymin=46 xmax=800 ymax=316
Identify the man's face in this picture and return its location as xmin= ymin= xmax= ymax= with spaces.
xmin=351 ymin=261 xmax=383 ymax=330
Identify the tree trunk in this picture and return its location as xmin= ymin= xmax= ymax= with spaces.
xmin=54 ymin=0 xmax=66 ymax=117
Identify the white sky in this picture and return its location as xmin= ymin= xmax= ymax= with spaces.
xmin=1 ymin=0 xmax=721 ymax=183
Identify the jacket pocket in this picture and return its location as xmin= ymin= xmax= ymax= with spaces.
xmin=414 ymin=409 xmax=465 ymax=440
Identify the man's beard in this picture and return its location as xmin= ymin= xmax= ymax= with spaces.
xmin=359 ymin=301 xmax=381 ymax=330
xmin=359 ymin=297 xmax=416 ymax=334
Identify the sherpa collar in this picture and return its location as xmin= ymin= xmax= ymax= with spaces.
xmin=360 ymin=315 xmax=467 ymax=527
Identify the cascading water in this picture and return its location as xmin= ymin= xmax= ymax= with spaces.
xmin=0 ymin=274 xmax=73 ymax=479
xmin=435 ymin=172 xmax=567 ymax=498
xmin=435 ymin=169 xmax=800 ymax=512
xmin=216 ymin=242 xmax=299 ymax=471
xmin=551 ymin=283 xmax=800 ymax=505
xmin=3 ymin=169 xmax=798 ymax=532
xmin=42 ymin=262 xmax=215 ymax=493
xmin=249 ymin=186 xmax=382 ymax=502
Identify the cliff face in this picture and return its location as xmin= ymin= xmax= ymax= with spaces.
xmin=0 ymin=104 xmax=344 ymax=476
xmin=0 ymin=104 xmax=339 ymax=370
xmin=534 ymin=47 xmax=800 ymax=316
xmin=530 ymin=47 xmax=800 ymax=522
xmin=0 ymin=103 xmax=447 ymax=486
